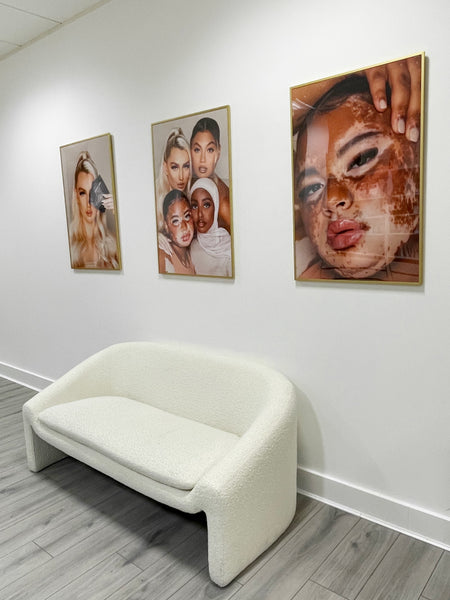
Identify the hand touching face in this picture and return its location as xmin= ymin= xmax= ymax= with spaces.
xmin=296 ymin=97 xmax=419 ymax=278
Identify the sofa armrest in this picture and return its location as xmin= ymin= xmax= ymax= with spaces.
xmin=191 ymin=387 xmax=298 ymax=585
xmin=22 ymin=349 xmax=113 ymax=425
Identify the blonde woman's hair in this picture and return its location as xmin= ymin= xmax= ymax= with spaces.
xmin=155 ymin=128 xmax=191 ymax=231
xmin=69 ymin=151 xmax=118 ymax=269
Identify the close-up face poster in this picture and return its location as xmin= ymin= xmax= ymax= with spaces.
xmin=291 ymin=53 xmax=424 ymax=284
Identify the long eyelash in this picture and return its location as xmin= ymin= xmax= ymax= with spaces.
xmin=349 ymin=147 xmax=378 ymax=170
xmin=298 ymin=183 xmax=323 ymax=203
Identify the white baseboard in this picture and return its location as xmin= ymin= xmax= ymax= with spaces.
xmin=0 ymin=361 xmax=53 ymax=391
xmin=298 ymin=466 xmax=450 ymax=551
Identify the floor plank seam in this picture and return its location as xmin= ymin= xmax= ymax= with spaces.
xmin=348 ymin=529 xmax=401 ymax=600
xmin=32 ymin=540 xmax=55 ymax=559
xmin=234 ymin=500 xmax=323 ymax=586
xmin=116 ymin=549 xmax=146 ymax=572
xmin=417 ymin=549 xmax=444 ymax=600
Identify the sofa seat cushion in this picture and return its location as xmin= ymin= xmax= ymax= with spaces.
xmin=38 ymin=396 xmax=239 ymax=491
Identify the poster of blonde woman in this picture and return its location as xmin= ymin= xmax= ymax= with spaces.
xmin=60 ymin=133 xmax=122 ymax=270
xmin=152 ymin=106 xmax=234 ymax=278
xmin=291 ymin=53 xmax=424 ymax=284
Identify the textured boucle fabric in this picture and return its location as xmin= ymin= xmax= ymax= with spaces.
xmin=22 ymin=341 xmax=298 ymax=587
xmin=38 ymin=396 xmax=239 ymax=490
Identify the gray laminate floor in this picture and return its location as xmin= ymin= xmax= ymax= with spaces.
xmin=0 ymin=376 xmax=448 ymax=600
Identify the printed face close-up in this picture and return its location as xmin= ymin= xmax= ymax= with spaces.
xmin=164 ymin=147 xmax=190 ymax=191
xmin=191 ymin=131 xmax=220 ymax=179
xmin=191 ymin=187 xmax=215 ymax=233
xmin=165 ymin=199 xmax=194 ymax=247
xmin=76 ymin=171 xmax=96 ymax=224
xmin=295 ymin=97 xmax=420 ymax=278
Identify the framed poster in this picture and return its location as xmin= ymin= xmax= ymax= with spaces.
xmin=152 ymin=106 xmax=234 ymax=278
xmin=60 ymin=133 xmax=121 ymax=270
xmin=291 ymin=53 xmax=424 ymax=284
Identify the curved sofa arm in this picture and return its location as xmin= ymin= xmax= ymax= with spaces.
xmin=23 ymin=348 xmax=113 ymax=425
xmin=191 ymin=384 xmax=298 ymax=586
xmin=22 ymin=347 xmax=115 ymax=472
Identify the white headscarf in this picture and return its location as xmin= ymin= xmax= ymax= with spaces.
xmin=190 ymin=178 xmax=231 ymax=259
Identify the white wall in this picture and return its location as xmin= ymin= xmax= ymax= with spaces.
xmin=1 ymin=0 xmax=448 ymax=546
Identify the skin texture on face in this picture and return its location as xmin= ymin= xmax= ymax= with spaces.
xmin=164 ymin=147 xmax=190 ymax=191
xmin=191 ymin=187 xmax=215 ymax=233
xmin=76 ymin=171 xmax=96 ymax=224
xmin=295 ymin=97 xmax=419 ymax=278
xmin=165 ymin=198 xmax=194 ymax=248
xmin=191 ymin=131 xmax=220 ymax=178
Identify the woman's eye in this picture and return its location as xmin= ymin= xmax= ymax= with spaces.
xmin=203 ymin=202 xmax=212 ymax=209
xmin=298 ymin=182 xmax=323 ymax=203
xmin=171 ymin=218 xmax=180 ymax=226
xmin=191 ymin=204 xmax=198 ymax=210
xmin=207 ymin=148 xmax=215 ymax=153
xmin=171 ymin=165 xmax=178 ymax=171
xmin=349 ymin=147 xmax=378 ymax=170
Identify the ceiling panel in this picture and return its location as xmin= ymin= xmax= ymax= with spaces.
xmin=0 ymin=39 xmax=18 ymax=58
xmin=0 ymin=4 xmax=55 ymax=45
xmin=0 ymin=0 xmax=106 ymax=23
xmin=0 ymin=0 xmax=111 ymax=60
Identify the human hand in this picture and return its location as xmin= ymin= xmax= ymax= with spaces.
xmin=365 ymin=55 xmax=421 ymax=142
xmin=101 ymin=194 xmax=114 ymax=211
xmin=158 ymin=232 xmax=173 ymax=256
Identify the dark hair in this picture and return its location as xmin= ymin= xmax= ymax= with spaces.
xmin=190 ymin=117 xmax=221 ymax=146
xmin=162 ymin=189 xmax=189 ymax=220
xmin=298 ymin=74 xmax=392 ymax=139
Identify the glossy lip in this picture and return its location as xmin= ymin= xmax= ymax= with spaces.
xmin=327 ymin=219 xmax=366 ymax=250
xmin=181 ymin=233 xmax=192 ymax=243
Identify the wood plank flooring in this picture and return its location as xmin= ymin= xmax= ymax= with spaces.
xmin=0 ymin=376 xmax=448 ymax=600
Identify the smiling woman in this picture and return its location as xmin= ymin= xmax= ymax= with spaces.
xmin=291 ymin=55 xmax=424 ymax=284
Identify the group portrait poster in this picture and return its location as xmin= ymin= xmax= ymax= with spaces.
xmin=291 ymin=53 xmax=424 ymax=284
xmin=152 ymin=106 xmax=234 ymax=278
xmin=60 ymin=133 xmax=122 ymax=270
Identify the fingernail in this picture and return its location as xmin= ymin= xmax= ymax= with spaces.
xmin=408 ymin=127 xmax=420 ymax=143
xmin=397 ymin=118 xmax=406 ymax=134
xmin=379 ymin=99 xmax=387 ymax=110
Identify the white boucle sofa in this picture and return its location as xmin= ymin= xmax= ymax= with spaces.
xmin=22 ymin=341 xmax=298 ymax=587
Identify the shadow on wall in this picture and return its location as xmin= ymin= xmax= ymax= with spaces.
xmin=294 ymin=385 xmax=390 ymax=503
xmin=295 ymin=385 xmax=324 ymax=482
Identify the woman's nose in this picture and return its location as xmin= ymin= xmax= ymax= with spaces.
xmin=324 ymin=178 xmax=353 ymax=214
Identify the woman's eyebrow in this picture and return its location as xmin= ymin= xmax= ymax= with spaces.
xmin=337 ymin=131 xmax=380 ymax=157
xmin=295 ymin=167 xmax=319 ymax=186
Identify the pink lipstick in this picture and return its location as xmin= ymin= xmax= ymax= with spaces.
xmin=327 ymin=219 xmax=366 ymax=250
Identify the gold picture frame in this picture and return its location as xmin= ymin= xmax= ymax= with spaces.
xmin=291 ymin=52 xmax=425 ymax=284
xmin=152 ymin=106 xmax=234 ymax=279
xmin=60 ymin=133 xmax=122 ymax=271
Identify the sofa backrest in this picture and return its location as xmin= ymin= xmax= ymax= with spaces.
xmin=89 ymin=342 xmax=293 ymax=436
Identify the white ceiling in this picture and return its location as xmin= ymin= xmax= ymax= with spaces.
xmin=0 ymin=0 xmax=111 ymax=60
